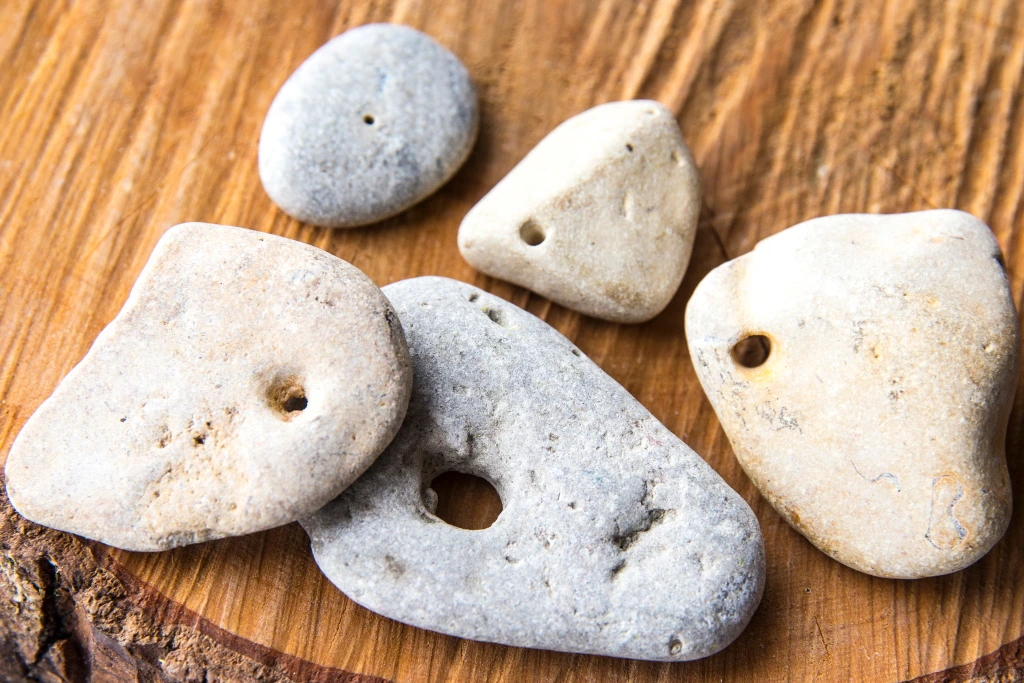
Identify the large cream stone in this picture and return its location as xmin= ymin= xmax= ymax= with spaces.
xmin=458 ymin=100 xmax=700 ymax=323
xmin=4 ymin=223 xmax=412 ymax=551
xmin=685 ymin=210 xmax=1018 ymax=579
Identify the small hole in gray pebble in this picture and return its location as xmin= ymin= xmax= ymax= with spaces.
xmin=429 ymin=471 xmax=502 ymax=530
xmin=485 ymin=308 xmax=506 ymax=326
xmin=669 ymin=638 xmax=682 ymax=656
xmin=363 ymin=114 xmax=375 ymax=125
xmin=519 ymin=218 xmax=546 ymax=246
xmin=571 ymin=348 xmax=582 ymax=357
xmin=468 ymin=292 xmax=480 ymax=302
xmin=731 ymin=335 xmax=771 ymax=369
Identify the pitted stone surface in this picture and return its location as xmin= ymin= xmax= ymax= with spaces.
xmin=685 ymin=210 xmax=1018 ymax=579
xmin=5 ymin=223 xmax=412 ymax=551
xmin=259 ymin=23 xmax=478 ymax=228
xmin=302 ymin=276 xmax=764 ymax=661
xmin=458 ymin=100 xmax=700 ymax=323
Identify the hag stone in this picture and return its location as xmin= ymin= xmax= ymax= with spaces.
xmin=302 ymin=276 xmax=764 ymax=661
xmin=4 ymin=223 xmax=412 ymax=552
xmin=259 ymin=23 xmax=479 ymax=228
xmin=685 ymin=210 xmax=1018 ymax=579
xmin=458 ymin=100 xmax=700 ymax=323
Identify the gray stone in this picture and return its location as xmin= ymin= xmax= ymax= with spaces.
xmin=301 ymin=276 xmax=764 ymax=661
xmin=5 ymin=223 xmax=412 ymax=552
xmin=685 ymin=210 xmax=1018 ymax=578
xmin=258 ymin=24 xmax=479 ymax=228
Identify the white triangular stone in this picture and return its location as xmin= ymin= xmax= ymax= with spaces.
xmin=458 ymin=100 xmax=701 ymax=323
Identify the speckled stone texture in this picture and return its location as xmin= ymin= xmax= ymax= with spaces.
xmin=302 ymin=276 xmax=764 ymax=662
xmin=458 ymin=100 xmax=700 ymax=323
xmin=685 ymin=210 xmax=1018 ymax=579
xmin=4 ymin=223 xmax=412 ymax=552
xmin=259 ymin=23 xmax=478 ymax=228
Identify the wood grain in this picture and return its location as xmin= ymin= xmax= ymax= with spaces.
xmin=2 ymin=0 xmax=1024 ymax=681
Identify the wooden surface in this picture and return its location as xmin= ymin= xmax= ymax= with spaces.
xmin=2 ymin=0 xmax=1024 ymax=681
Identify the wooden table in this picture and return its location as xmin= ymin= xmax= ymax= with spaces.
xmin=2 ymin=0 xmax=1023 ymax=681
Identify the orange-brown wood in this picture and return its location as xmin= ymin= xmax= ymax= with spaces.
xmin=2 ymin=0 xmax=1024 ymax=681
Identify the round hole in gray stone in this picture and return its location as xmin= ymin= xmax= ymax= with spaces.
xmin=363 ymin=114 xmax=375 ymax=125
xmin=428 ymin=471 xmax=502 ymax=530
xmin=485 ymin=307 xmax=507 ymax=327
xmin=731 ymin=335 xmax=771 ymax=369
xmin=519 ymin=218 xmax=546 ymax=246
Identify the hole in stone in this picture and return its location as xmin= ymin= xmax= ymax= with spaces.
xmin=731 ymin=335 xmax=771 ymax=369
xmin=363 ymin=114 xmax=375 ymax=125
xmin=283 ymin=395 xmax=307 ymax=412
xmin=485 ymin=307 xmax=506 ymax=326
xmin=626 ymin=143 xmax=634 ymax=152
xmin=427 ymin=471 xmax=502 ymax=530
xmin=468 ymin=292 xmax=480 ymax=302
xmin=268 ymin=376 xmax=307 ymax=419
xmin=519 ymin=218 xmax=546 ymax=246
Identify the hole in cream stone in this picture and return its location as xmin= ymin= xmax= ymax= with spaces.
xmin=283 ymin=394 xmax=308 ymax=412
xmin=267 ymin=376 xmax=308 ymax=419
xmin=363 ymin=114 xmax=375 ymax=125
xmin=731 ymin=335 xmax=771 ymax=369
xmin=427 ymin=471 xmax=503 ymax=530
xmin=519 ymin=218 xmax=546 ymax=246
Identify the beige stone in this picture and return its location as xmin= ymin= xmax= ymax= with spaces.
xmin=4 ymin=223 xmax=412 ymax=551
xmin=458 ymin=100 xmax=700 ymax=323
xmin=685 ymin=210 xmax=1018 ymax=579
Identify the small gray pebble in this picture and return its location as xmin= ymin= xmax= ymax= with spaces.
xmin=258 ymin=24 xmax=479 ymax=228
xmin=301 ymin=276 xmax=765 ymax=661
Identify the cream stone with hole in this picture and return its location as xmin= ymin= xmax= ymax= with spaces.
xmin=4 ymin=223 xmax=412 ymax=551
xmin=685 ymin=210 xmax=1018 ymax=579
xmin=458 ymin=100 xmax=700 ymax=323
xmin=302 ymin=276 xmax=764 ymax=661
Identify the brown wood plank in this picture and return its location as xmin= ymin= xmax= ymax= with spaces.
xmin=1 ymin=0 xmax=1023 ymax=681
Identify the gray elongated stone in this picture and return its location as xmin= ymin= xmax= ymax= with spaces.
xmin=5 ymin=223 xmax=412 ymax=552
xmin=301 ymin=276 xmax=764 ymax=661
xmin=685 ymin=210 xmax=1018 ymax=579
xmin=258 ymin=23 xmax=479 ymax=228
